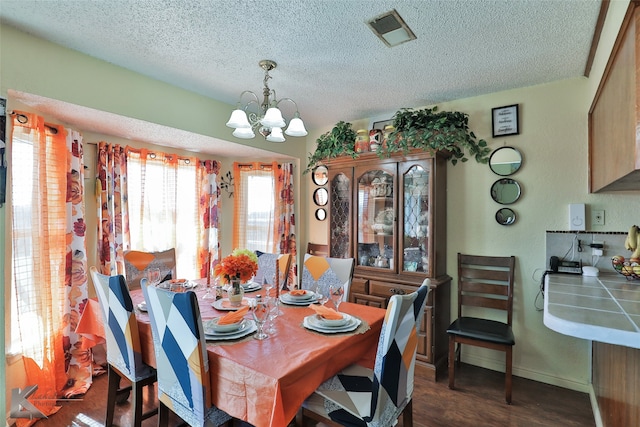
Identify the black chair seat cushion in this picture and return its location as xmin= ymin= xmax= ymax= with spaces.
xmin=447 ymin=317 xmax=515 ymax=346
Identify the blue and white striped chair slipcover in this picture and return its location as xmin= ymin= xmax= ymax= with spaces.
xmin=297 ymin=279 xmax=431 ymax=427
xmin=89 ymin=266 xmax=157 ymax=427
xmin=141 ymin=278 xmax=232 ymax=427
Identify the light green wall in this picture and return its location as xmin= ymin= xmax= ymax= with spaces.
xmin=302 ymin=1 xmax=636 ymax=392
xmin=1 ymin=0 xmax=636 ymax=411
xmin=0 ymin=23 xmax=308 ymax=412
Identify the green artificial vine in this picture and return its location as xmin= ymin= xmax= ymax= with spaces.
xmin=305 ymin=107 xmax=491 ymax=173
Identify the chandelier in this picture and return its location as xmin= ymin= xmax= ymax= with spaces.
xmin=226 ymin=60 xmax=308 ymax=142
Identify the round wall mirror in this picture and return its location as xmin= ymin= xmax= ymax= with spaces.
xmin=496 ymin=208 xmax=517 ymax=225
xmin=312 ymin=165 xmax=328 ymax=186
xmin=313 ymin=187 xmax=328 ymax=206
xmin=491 ymin=178 xmax=521 ymax=205
xmin=489 ymin=146 xmax=523 ymax=176
xmin=315 ymin=208 xmax=327 ymax=221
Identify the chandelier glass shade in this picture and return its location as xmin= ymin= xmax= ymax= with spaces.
xmin=226 ymin=60 xmax=308 ymax=142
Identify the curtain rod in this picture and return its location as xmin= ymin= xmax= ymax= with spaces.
xmin=10 ymin=111 xmax=59 ymax=133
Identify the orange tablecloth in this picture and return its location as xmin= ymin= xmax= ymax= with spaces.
xmin=75 ymin=298 xmax=105 ymax=349
xmin=77 ymin=282 xmax=385 ymax=427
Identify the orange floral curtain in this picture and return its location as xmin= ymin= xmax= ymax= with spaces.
xmin=96 ymin=142 xmax=130 ymax=275
xmin=9 ymin=112 xmax=92 ymax=422
xmin=276 ymin=163 xmax=297 ymax=283
xmin=200 ymin=160 xmax=222 ymax=281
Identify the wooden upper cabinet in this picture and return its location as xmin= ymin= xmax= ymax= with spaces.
xmin=589 ymin=1 xmax=640 ymax=192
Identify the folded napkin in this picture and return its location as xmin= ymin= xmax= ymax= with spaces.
xmin=309 ymin=304 xmax=342 ymax=320
xmin=218 ymin=305 xmax=249 ymax=325
xmin=290 ymin=289 xmax=307 ymax=296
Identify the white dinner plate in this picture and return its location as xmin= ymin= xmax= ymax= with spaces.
xmin=285 ymin=290 xmax=315 ymax=301
xmin=212 ymin=298 xmax=250 ymax=311
xmin=157 ymin=280 xmax=197 ymax=290
xmin=205 ymin=320 xmax=257 ymax=341
xmin=280 ymin=292 xmax=318 ymax=306
xmin=312 ymin=313 xmax=351 ymax=328
xmin=242 ymin=282 xmax=262 ymax=292
xmin=303 ymin=314 xmax=361 ymax=334
xmin=203 ymin=319 xmax=248 ymax=336
xmin=137 ymin=302 xmax=147 ymax=312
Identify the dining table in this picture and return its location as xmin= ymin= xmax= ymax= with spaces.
xmin=76 ymin=279 xmax=386 ymax=427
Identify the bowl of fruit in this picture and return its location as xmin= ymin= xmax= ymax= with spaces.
xmin=613 ymin=225 xmax=640 ymax=280
xmin=612 ymin=255 xmax=640 ymax=280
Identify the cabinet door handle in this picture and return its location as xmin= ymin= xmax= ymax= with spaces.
xmin=390 ymin=288 xmax=406 ymax=295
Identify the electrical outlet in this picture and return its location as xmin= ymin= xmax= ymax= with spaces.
xmin=592 ymin=210 xmax=605 ymax=226
xmin=592 ymin=240 xmax=604 ymax=257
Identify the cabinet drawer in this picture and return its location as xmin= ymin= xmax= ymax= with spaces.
xmin=350 ymin=278 xmax=368 ymax=295
xmin=369 ymin=280 xmax=416 ymax=299
xmin=352 ymin=292 xmax=387 ymax=309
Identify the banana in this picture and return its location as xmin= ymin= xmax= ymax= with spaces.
xmin=634 ymin=233 xmax=640 ymax=259
xmin=626 ymin=225 xmax=638 ymax=251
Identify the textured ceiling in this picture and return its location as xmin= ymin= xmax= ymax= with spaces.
xmin=0 ymin=0 xmax=602 ymax=155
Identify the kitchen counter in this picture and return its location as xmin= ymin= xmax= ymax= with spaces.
xmin=544 ymin=273 xmax=640 ymax=349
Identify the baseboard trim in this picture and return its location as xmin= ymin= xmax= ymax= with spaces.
xmin=588 ymin=385 xmax=604 ymax=427
xmin=462 ymin=354 xmax=591 ymax=393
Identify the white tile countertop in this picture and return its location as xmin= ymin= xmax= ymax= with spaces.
xmin=544 ymin=273 xmax=640 ymax=349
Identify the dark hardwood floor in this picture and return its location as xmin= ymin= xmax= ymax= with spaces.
xmin=33 ymin=363 xmax=594 ymax=427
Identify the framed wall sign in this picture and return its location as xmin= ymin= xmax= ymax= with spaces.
xmin=491 ymin=104 xmax=519 ymax=137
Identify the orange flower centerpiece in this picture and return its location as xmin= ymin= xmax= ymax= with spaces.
xmin=214 ymin=249 xmax=258 ymax=306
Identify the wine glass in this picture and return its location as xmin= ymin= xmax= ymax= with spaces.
xmin=316 ymin=290 xmax=328 ymax=306
xmin=147 ymin=267 xmax=161 ymax=288
xmin=251 ymin=296 xmax=269 ymax=340
xmin=203 ymin=276 xmax=217 ymax=299
xmin=263 ymin=274 xmax=274 ymax=299
xmin=265 ymin=296 xmax=279 ymax=334
xmin=329 ymin=285 xmax=344 ymax=312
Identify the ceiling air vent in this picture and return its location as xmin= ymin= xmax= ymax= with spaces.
xmin=366 ymin=9 xmax=417 ymax=48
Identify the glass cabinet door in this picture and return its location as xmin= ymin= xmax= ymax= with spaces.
xmin=329 ymin=171 xmax=352 ymax=258
xmin=356 ymin=168 xmax=395 ymax=270
xmin=401 ymin=164 xmax=431 ymax=274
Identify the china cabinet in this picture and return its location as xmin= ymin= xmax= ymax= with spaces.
xmin=326 ymin=149 xmax=451 ymax=380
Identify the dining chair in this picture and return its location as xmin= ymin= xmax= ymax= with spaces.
xmin=302 ymin=254 xmax=354 ymax=301
xmin=123 ymin=248 xmax=177 ymax=290
xmin=306 ymin=242 xmax=329 ymax=257
xmin=140 ymin=278 xmax=233 ymax=427
xmin=255 ymin=251 xmax=293 ymax=292
xmin=296 ymin=279 xmax=431 ymax=427
xmin=447 ymin=253 xmax=516 ymax=404
xmin=89 ymin=266 xmax=158 ymax=427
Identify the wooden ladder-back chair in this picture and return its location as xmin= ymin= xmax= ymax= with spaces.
xmin=306 ymin=243 xmax=329 ymax=257
xmin=89 ymin=266 xmax=158 ymax=427
xmin=297 ymin=280 xmax=431 ymax=427
xmin=447 ymin=253 xmax=516 ymax=403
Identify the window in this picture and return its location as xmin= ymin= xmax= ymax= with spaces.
xmin=9 ymin=131 xmax=39 ymax=355
xmin=126 ymin=150 xmax=201 ymax=278
xmin=245 ymin=174 xmax=275 ymax=251
xmin=233 ymin=163 xmax=276 ymax=252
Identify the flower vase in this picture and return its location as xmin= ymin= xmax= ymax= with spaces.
xmin=228 ymin=279 xmax=245 ymax=307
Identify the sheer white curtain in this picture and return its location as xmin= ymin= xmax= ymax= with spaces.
xmin=126 ymin=148 xmax=200 ymax=278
